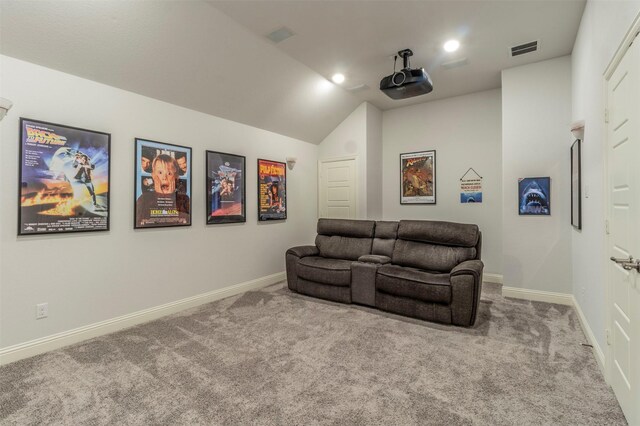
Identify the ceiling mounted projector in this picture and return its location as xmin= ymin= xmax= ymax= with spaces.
xmin=380 ymin=49 xmax=433 ymax=100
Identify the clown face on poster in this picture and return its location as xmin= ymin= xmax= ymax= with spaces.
xmin=18 ymin=118 xmax=111 ymax=235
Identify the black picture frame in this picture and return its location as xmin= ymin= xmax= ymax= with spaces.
xmin=571 ymin=139 xmax=582 ymax=229
xmin=134 ymin=138 xmax=192 ymax=229
xmin=257 ymin=159 xmax=287 ymax=221
xmin=400 ymin=150 xmax=436 ymax=204
xmin=18 ymin=117 xmax=111 ymax=236
xmin=206 ymin=150 xmax=246 ymax=224
xmin=518 ymin=177 xmax=551 ymax=216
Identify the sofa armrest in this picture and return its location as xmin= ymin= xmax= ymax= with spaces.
xmin=449 ymin=260 xmax=484 ymax=327
xmin=286 ymin=245 xmax=319 ymax=259
xmin=285 ymin=245 xmax=318 ymax=293
xmin=357 ymin=255 xmax=391 ymax=264
xmin=451 ymin=260 xmax=484 ymax=279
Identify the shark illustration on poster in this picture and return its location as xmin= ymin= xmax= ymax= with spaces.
xmin=518 ymin=177 xmax=550 ymax=215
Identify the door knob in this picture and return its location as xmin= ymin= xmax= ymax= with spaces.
xmin=610 ymin=256 xmax=640 ymax=272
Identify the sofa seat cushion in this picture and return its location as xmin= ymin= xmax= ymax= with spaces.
xmin=376 ymin=265 xmax=451 ymax=304
xmin=297 ymin=256 xmax=352 ymax=287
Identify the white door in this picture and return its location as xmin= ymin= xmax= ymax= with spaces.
xmin=318 ymin=158 xmax=356 ymax=219
xmin=607 ymin=33 xmax=640 ymax=426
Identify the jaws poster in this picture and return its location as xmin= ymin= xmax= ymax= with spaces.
xmin=518 ymin=177 xmax=550 ymax=215
xmin=19 ymin=118 xmax=110 ymax=235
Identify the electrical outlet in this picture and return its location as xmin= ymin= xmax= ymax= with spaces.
xmin=36 ymin=303 xmax=48 ymax=319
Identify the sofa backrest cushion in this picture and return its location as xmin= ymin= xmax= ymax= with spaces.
xmin=397 ymin=220 xmax=479 ymax=247
xmin=372 ymin=221 xmax=398 ymax=257
xmin=317 ymin=218 xmax=375 ymax=238
xmin=316 ymin=235 xmax=373 ymax=260
xmin=392 ymin=220 xmax=479 ymax=272
xmin=316 ymin=219 xmax=375 ymax=260
xmin=392 ymin=240 xmax=477 ymax=272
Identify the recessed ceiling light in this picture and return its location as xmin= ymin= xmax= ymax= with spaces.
xmin=331 ymin=73 xmax=345 ymax=84
xmin=444 ymin=40 xmax=460 ymax=53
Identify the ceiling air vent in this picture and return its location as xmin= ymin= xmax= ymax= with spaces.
xmin=266 ymin=26 xmax=295 ymax=44
xmin=346 ymin=84 xmax=369 ymax=93
xmin=511 ymin=40 xmax=538 ymax=57
xmin=442 ymin=57 xmax=469 ymax=70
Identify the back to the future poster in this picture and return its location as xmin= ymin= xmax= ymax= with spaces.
xmin=19 ymin=118 xmax=110 ymax=235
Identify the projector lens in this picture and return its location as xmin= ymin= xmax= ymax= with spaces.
xmin=392 ymin=72 xmax=406 ymax=86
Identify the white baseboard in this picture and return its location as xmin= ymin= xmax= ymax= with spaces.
xmin=572 ymin=296 xmax=607 ymax=378
xmin=502 ymin=286 xmax=573 ymax=306
xmin=483 ymin=273 xmax=503 ymax=284
xmin=0 ymin=272 xmax=285 ymax=366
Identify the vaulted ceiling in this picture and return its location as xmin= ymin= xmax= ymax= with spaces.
xmin=0 ymin=1 xmax=585 ymax=143
xmin=211 ymin=0 xmax=585 ymax=111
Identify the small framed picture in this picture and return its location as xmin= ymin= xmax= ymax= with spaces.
xmin=18 ymin=118 xmax=111 ymax=235
xmin=206 ymin=150 xmax=246 ymax=224
xmin=134 ymin=138 xmax=192 ymax=228
xmin=571 ymin=140 xmax=581 ymax=229
xmin=257 ymin=159 xmax=287 ymax=221
xmin=518 ymin=177 xmax=551 ymax=215
xmin=400 ymin=150 xmax=436 ymax=204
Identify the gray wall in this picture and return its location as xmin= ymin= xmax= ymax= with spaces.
xmin=318 ymin=103 xmax=368 ymax=218
xmin=381 ymin=89 xmax=503 ymax=275
xmin=571 ymin=0 xmax=640 ymax=352
xmin=0 ymin=56 xmax=319 ymax=349
xmin=366 ymin=103 xmax=383 ymax=219
xmin=501 ymin=56 xmax=572 ymax=293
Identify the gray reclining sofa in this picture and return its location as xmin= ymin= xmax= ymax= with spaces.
xmin=285 ymin=218 xmax=484 ymax=327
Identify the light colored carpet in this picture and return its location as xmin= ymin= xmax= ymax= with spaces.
xmin=0 ymin=282 xmax=627 ymax=425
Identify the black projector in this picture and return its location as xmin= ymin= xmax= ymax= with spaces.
xmin=380 ymin=49 xmax=433 ymax=100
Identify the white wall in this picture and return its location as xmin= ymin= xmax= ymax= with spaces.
xmin=501 ymin=56 xmax=572 ymax=293
xmin=571 ymin=0 xmax=640 ymax=351
xmin=318 ymin=102 xmax=368 ymax=218
xmin=0 ymin=56 xmax=318 ymax=349
xmin=382 ymin=89 xmax=503 ymax=275
xmin=366 ymin=103 xmax=383 ymax=220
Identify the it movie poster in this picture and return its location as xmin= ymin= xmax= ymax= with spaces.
xmin=134 ymin=138 xmax=192 ymax=228
xmin=19 ymin=118 xmax=111 ymax=235
xmin=400 ymin=150 xmax=436 ymax=204
xmin=207 ymin=151 xmax=246 ymax=224
xmin=258 ymin=159 xmax=286 ymax=221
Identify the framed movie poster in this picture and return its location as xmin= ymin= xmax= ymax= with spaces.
xmin=206 ymin=150 xmax=246 ymax=224
xmin=18 ymin=118 xmax=110 ymax=235
xmin=518 ymin=177 xmax=551 ymax=215
xmin=400 ymin=150 xmax=436 ymax=204
xmin=134 ymin=138 xmax=192 ymax=228
xmin=257 ymin=159 xmax=287 ymax=221
xmin=571 ymin=140 xmax=581 ymax=229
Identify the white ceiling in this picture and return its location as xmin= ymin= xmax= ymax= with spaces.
xmin=0 ymin=0 xmax=361 ymax=144
xmin=210 ymin=0 xmax=586 ymax=111
xmin=0 ymin=1 xmax=586 ymax=144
